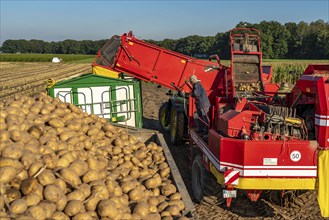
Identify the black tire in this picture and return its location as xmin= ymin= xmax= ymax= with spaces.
xmin=191 ymin=155 xmax=221 ymax=202
xmin=158 ymin=102 xmax=171 ymax=132
xmin=169 ymin=108 xmax=185 ymax=145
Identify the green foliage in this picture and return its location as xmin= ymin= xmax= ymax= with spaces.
xmin=263 ymin=60 xmax=329 ymax=83
xmin=0 ymin=54 xmax=94 ymax=62
xmin=0 ymin=39 xmax=107 ymax=55
xmin=0 ymin=20 xmax=328 ymax=60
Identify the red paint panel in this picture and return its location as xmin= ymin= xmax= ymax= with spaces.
xmin=116 ymin=34 xmax=223 ymax=93
xmin=220 ymin=138 xmax=317 ymax=167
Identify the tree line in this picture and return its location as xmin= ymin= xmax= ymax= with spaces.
xmin=1 ymin=20 xmax=328 ymax=59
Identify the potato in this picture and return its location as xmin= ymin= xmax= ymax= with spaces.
xmin=82 ymin=170 xmax=105 ymax=183
xmin=20 ymin=152 xmax=37 ymax=170
xmin=59 ymin=168 xmax=81 ymax=186
xmin=0 ymin=95 xmax=187 ymax=219
xmin=147 ymin=196 xmax=159 ymax=207
xmin=113 ymin=138 xmax=124 ymax=147
xmin=129 ymin=169 xmax=140 ymax=179
xmin=103 ymin=123 xmax=116 ymax=133
xmin=169 ymin=192 xmax=182 ymax=201
xmin=20 ymin=177 xmax=38 ymax=195
xmin=52 ymin=211 xmax=70 ymax=220
xmin=69 ymin=160 xmax=88 ymax=177
xmin=26 ymin=205 xmax=47 ymax=220
xmin=128 ymin=135 xmax=137 ymax=145
xmin=5 ymin=188 xmax=21 ymax=203
xmin=92 ymin=185 xmax=110 ymax=199
xmin=145 ymin=175 xmax=162 ymax=189
xmin=9 ymin=129 xmax=23 ymax=142
xmin=84 ymin=194 xmax=101 ymax=211
xmin=165 ymin=204 xmax=181 ymax=216
xmin=169 ymin=200 xmax=184 ymax=211
xmin=121 ymin=180 xmax=138 ymax=194
xmin=38 ymin=201 xmax=56 ymax=219
xmin=34 ymin=184 xmax=44 ymax=199
xmin=16 ymin=170 xmax=28 ymax=182
xmin=77 ymin=183 xmax=90 ymax=198
xmin=158 ymin=162 xmax=169 ymax=170
xmin=39 ymin=146 xmax=54 ymax=155
xmin=72 ymin=212 xmax=93 ymax=220
xmin=42 ymin=153 xmax=58 ymax=169
xmin=87 ymin=157 xmax=99 ymax=170
xmin=10 ymin=198 xmax=28 ymax=214
xmin=56 ymin=195 xmax=68 ymax=211
xmin=38 ymin=169 xmax=56 ymax=186
xmin=27 ymin=125 xmax=44 ymax=139
xmin=44 ymin=184 xmax=63 ymax=202
xmin=6 ymin=106 xmax=19 ymax=115
xmin=149 ymin=189 xmax=158 ymax=199
xmin=97 ymin=199 xmax=118 ymax=218
xmin=112 ymin=185 xmax=123 ymax=197
xmin=54 ymin=178 xmax=67 ymax=194
xmin=0 ymin=166 xmax=17 ymax=184
xmin=160 ymin=167 xmax=171 ymax=178
xmin=134 ymin=201 xmax=149 ymax=218
xmin=66 ymin=189 xmax=86 ymax=201
xmin=57 ymin=157 xmax=71 ymax=168
xmin=112 ymin=145 xmax=123 ymax=155
xmin=9 ymin=177 xmax=21 ymax=190
xmin=48 ymin=117 xmax=65 ymax=128
xmin=66 ymin=120 xmax=81 ymax=131
xmin=160 ymin=211 xmax=171 ymax=217
xmin=0 ymin=130 xmax=10 ymax=142
xmin=161 ymin=184 xmax=177 ymax=197
xmin=28 ymin=161 xmax=44 ymax=177
xmin=157 ymin=201 xmax=169 ymax=212
xmin=59 ymin=131 xmax=76 ymax=141
xmin=129 ymin=188 xmax=144 ymax=201
xmin=24 ymin=142 xmax=40 ymax=154
xmin=64 ymin=200 xmax=85 ymax=217
xmin=87 ymin=127 xmax=99 ymax=137
xmin=24 ymin=192 xmax=42 ymax=207
xmin=68 ymin=104 xmax=83 ymax=114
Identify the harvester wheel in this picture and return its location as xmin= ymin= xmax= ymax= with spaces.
xmin=169 ymin=108 xmax=185 ymax=145
xmin=158 ymin=102 xmax=171 ymax=132
xmin=192 ymin=155 xmax=220 ymax=203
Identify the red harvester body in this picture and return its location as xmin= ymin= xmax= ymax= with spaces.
xmin=92 ymin=29 xmax=329 ymax=217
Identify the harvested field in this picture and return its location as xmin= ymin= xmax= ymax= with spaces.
xmin=0 ymin=62 xmax=91 ymax=101
xmin=0 ymin=62 xmax=326 ymax=219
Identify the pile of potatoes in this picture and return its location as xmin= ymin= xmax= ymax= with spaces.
xmin=0 ymin=93 xmax=188 ymax=220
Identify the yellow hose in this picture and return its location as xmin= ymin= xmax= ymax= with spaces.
xmin=46 ymin=78 xmax=56 ymax=88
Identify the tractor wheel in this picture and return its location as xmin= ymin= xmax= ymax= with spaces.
xmin=158 ymin=102 xmax=171 ymax=132
xmin=191 ymin=155 xmax=221 ymax=203
xmin=169 ymin=108 xmax=185 ymax=145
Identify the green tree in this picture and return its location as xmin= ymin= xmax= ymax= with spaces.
xmin=257 ymin=21 xmax=290 ymax=59
xmin=159 ymin=39 xmax=177 ymax=51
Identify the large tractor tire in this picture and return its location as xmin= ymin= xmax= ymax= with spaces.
xmin=169 ymin=108 xmax=185 ymax=145
xmin=158 ymin=102 xmax=171 ymax=132
xmin=191 ymin=155 xmax=221 ymax=202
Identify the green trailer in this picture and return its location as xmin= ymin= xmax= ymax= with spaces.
xmin=48 ymin=74 xmax=143 ymax=128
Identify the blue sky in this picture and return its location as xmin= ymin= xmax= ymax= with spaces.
xmin=1 ymin=0 xmax=328 ymax=45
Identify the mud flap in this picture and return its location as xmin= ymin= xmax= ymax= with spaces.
xmin=318 ymin=150 xmax=329 ymax=217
